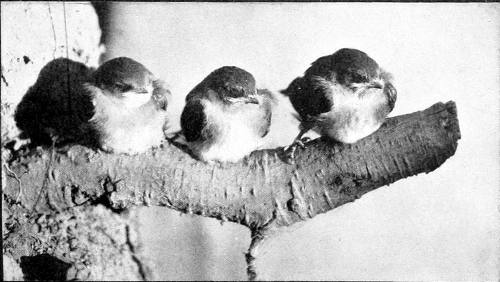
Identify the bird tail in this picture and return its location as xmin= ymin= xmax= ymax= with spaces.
xmin=279 ymin=77 xmax=303 ymax=97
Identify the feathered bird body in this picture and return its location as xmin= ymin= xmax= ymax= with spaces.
xmin=87 ymin=57 xmax=170 ymax=154
xmin=87 ymin=83 xmax=168 ymax=154
xmin=282 ymin=48 xmax=397 ymax=144
xmin=14 ymin=57 xmax=170 ymax=154
xmin=181 ymin=66 xmax=273 ymax=162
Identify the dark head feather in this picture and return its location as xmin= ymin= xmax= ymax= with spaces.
xmin=186 ymin=66 xmax=256 ymax=102
xmin=92 ymin=57 xmax=154 ymax=94
xmin=306 ymin=48 xmax=380 ymax=86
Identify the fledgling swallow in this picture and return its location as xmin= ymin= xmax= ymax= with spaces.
xmin=281 ymin=48 xmax=397 ymax=159
xmin=86 ymin=57 xmax=171 ymax=154
xmin=180 ymin=66 xmax=273 ymax=162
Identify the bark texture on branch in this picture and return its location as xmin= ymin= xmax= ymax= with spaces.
xmin=4 ymin=101 xmax=460 ymax=231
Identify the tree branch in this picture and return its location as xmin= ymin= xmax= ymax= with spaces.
xmin=3 ymin=101 xmax=460 ymax=230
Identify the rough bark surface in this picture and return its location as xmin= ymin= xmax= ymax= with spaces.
xmin=3 ymin=100 xmax=460 ymax=280
xmin=2 ymin=100 xmax=460 ymax=280
xmin=3 ymin=101 xmax=460 ymax=229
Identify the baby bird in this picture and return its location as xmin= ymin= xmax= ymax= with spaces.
xmin=180 ymin=66 xmax=273 ymax=162
xmin=281 ymin=48 xmax=397 ymax=159
xmin=86 ymin=57 xmax=170 ymax=154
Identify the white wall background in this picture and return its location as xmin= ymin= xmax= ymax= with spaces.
xmin=100 ymin=3 xmax=499 ymax=280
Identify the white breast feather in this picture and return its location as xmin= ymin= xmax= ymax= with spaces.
xmin=89 ymin=85 xmax=167 ymax=154
xmin=190 ymin=100 xmax=264 ymax=163
xmin=318 ymin=84 xmax=388 ymax=144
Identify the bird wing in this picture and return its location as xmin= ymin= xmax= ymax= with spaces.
xmin=285 ymin=75 xmax=334 ymax=123
xmin=384 ymin=82 xmax=397 ymax=112
xmin=380 ymin=69 xmax=397 ymax=112
xmin=180 ymin=99 xmax=208 ymax=142
xmin=256 ymin=89 xmax=274 ymax=138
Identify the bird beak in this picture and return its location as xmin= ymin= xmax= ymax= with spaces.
xmin=368 ymin=81 xmax=383 ymax=89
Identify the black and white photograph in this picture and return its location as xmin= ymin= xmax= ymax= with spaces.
xmin=1 ymin=2 xmax=498 ymax=281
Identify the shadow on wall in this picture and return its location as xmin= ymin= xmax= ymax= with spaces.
xmin=12 ymin=58 xmax=100 ymax=150
xmin=20 ymin=254 xmax=71 ymax=280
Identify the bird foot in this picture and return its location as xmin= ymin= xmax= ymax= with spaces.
xmin=296 ymin=136 xmax=312 ymax=148
xmin=165 ymin=131 xmax=192 ymax=153
xmin=166 ymin=131 xmax=182 ymax=142
xmin=166 ymin=131 xmax=188 ymax=146
xmin=282 ymin=137 xmax=312 ymax=163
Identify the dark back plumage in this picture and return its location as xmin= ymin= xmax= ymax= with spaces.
xmin=180 ymin=99 xmax=208 ymax=143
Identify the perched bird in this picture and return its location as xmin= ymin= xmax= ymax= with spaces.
xmin=14 ymin=57 xmax=170 ymax=154
xmin=281 ymin=48 xmax=397 ymax=159
xmin=86 ymin=57 xmax=170 ymax=154
xmin=180 ymin=66 xmax=273 ymax=162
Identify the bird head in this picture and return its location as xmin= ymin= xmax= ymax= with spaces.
xmin=91 ymin=57 xmax=156 ymax=108
xmin=330 ymin=48 xmax=396 ymax=98
xmin=196 ymin=66 xmax=260 ymax=105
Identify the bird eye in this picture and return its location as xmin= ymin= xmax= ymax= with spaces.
xmin=115 ymin=83 xmax=133 ymax=92
xmin=134 ymin=88 xmax=149 ymax=94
